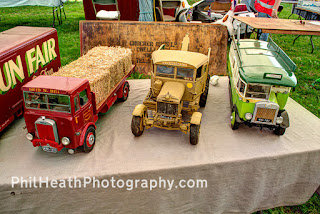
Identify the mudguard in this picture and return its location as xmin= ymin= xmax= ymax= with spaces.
xmin=132 ymin=104 xmax=147 ymax=117
xmin=79 ymin=123 xmax=96 ymax=146
xmin=190 ymin=112 xmax=202 ymax=125
xmin=280 ymin=110 xmax=290 ymax=128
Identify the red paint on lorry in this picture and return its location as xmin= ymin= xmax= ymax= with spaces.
xmin=0 ymin=26 xmax=61 ymax=132
xmin=22 ymin=66 xmax=135 ymax=153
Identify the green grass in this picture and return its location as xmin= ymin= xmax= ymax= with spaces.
xmin=254 ymin=193 xmax=320 ymax=214
xmin=0 ymin=2 xmax=319 ymax=213
xmin=0 ymin=2 xmax=85 ymax=66
xmin=271 ymin=7 xmax=320 ymax=118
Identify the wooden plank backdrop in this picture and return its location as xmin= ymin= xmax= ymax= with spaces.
xmin=80 ymin=21 xmax=228 ymax=75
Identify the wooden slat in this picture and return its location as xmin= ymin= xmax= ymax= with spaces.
xmin=80 ymin=21 xmax=228 ymax=75
xmin=233 ymin=17 xmax=320 ymax=36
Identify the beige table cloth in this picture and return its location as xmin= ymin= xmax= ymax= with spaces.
xmin=0 ymin=77 xmax=319 ymax=213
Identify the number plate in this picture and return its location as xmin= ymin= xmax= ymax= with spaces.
xmin=257 ymin=118 xmax=272 ymax=123
xmin=42 ymin=145 xmax=58 ymax=153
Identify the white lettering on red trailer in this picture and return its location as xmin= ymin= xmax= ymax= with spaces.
xmin=0 ymin=38 xmax=58 ymax=95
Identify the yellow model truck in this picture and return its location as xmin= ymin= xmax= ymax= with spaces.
xmin=131 ymin=35 xmax=211 ymax=145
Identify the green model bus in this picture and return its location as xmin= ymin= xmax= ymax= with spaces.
xmin=228 ymin=37 xmax=297 ymax=135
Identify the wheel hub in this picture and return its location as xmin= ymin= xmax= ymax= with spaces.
xmin=87 ymin=133 xmax=95 ymax=147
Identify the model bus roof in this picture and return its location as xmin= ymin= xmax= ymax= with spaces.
xmin=236 ymin=39 xmax=297 ymax=87
xmin=152 ymin=50 xmax=208 ymax=68
xmin=22 ymin=76 xmax=88 ymax=94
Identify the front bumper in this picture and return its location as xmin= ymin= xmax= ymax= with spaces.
xmin=32 ymin=139 xmax=64 ymax=151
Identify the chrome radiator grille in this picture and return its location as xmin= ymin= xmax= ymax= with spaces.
xmin=252 ymin=102 xmax=279 ymax=125
xmin=254 ymin=108 xmax=277 ymax=123
xmin=35 ymin=117 xmax=59 ymax=143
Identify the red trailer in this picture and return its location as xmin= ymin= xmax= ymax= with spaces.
xmin=0 ymin=26 xmax=61 ymax=132
xmin=22 ymin=65 xmax=135 ymax=154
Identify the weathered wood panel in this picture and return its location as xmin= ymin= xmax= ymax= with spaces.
xmin=80 ymin=21 xmax=228 ymax=75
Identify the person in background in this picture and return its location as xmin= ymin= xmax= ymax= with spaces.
xmin=242 ymin=0 xmax=281 ymax=41
xmin=254 ymin=0 xmax=282 ymax=41
xmin=242 ymin=0 xmax=257 ymax=13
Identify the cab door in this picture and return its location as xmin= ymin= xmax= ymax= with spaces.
xmin=195 ymin=65 xmax=206 ymax=97
xmin=73 ymin=94 xmax=83 ymax=131
xmin=79 ymin=88 xmax=94 ymax=124
xmin=73 ymin=88 xmax=94 ymax=131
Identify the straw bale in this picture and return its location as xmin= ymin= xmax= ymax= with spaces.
xmin=52 ymin=46 xmax=132 ymax=104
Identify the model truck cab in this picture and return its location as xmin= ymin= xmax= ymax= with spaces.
xmin=229 ymin=38 xmax=297 ymax=135
xmin=131 ymin=35 xmax=210 ymax=145
xmin=22 ymin=76 xmax=97 ymax=153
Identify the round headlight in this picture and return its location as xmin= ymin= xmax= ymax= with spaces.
xmin=276 ymin=116 xmax=283 ymax=124
xmin=245 ymin=113 xmax=253 ymax=120
xmin=61 ymin=137 xmax=70 ymax=146
xmin=26 ymin=133 xmax=33 ymax=141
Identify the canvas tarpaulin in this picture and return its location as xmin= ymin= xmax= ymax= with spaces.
xmin=0 ymin=0 xmax=66 ymax=7
xmin=0 ymin=77 xmax=319 ymax=213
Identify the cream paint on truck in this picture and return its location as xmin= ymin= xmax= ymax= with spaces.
xmin=0 ymin=38 xmax=57 ymax=95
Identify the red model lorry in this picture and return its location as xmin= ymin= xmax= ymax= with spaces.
xmin=0 ymin=26 xmax=61 ymax=132
xmin=22 ymin=65 xmax=134 ymax=154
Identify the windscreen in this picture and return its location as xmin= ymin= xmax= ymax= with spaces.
xmin=176 ymin=67 xmax=194 ymax=80
xmin=24 ymin=92 xmax=71 ymax=113
xmin=245 ymin=84 xmax=271 ymax=99
xmin=156 ymin=65 xmax=174 ymax=78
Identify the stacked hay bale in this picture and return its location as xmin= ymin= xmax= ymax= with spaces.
xmin=52 ymin=46 xmax=132 ymax=104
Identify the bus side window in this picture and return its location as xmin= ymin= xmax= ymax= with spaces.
xmin=238 ymin=79 xmax=245 ymax=94
xmin=74 ymin=96 xmax=80 ymax=112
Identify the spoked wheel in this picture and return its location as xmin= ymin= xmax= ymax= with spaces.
xmin=118 ymin=81 xmax=130 ymax=102
xmin=274 ymin=126 xmax=286 ymax=135
xmin=231 ymin=110 xmax=240 ymax=130
xmin=190 ymin=124 xmax=200 ymax=145
xmin=81 ymin=126 xmax=96 ymax=153
xmin=199 ymin=75 xmax=210 ymax=107
xmin=131 ymin=115 xmax=145 ymax=137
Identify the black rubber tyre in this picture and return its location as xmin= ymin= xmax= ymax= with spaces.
xmin=80 ymin=126 xmax=96 ymax=153
xmin=228 ymin=76 xmax=233 ymax=111
xmin=274 ymin=126 xmax=286 ymax=135
xmin=190 ymin=124 xmax=200 ymax=145
xmin=131 ymin=116 xmax=144 ymax=137
xmin=118 ymin=82 xmax=129 ymax=102
xmin=231 ymin=109 xmax=240 ymax=130
xmin=199 ymin=75 xmax=210 ymax=107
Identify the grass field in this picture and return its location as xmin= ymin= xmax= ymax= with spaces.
xmin=0 ymin=1 xmax=319 ymax=213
